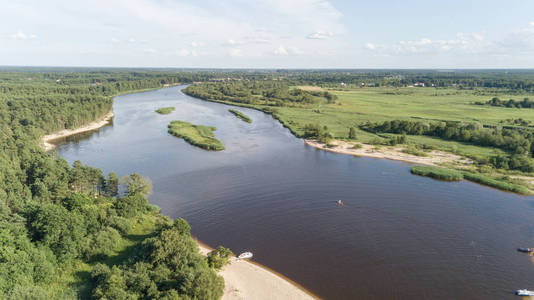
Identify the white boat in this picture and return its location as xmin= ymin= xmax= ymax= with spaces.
xmin=238 ymin=252 xmax=253 ymax=259
xmin=516 ymin=289 xmax=534 ymax=296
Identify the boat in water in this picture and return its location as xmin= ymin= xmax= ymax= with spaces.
xmin=238 ymin=252 xmax=253 ymax=259
xmin=517 ymin=248 xmax=532 ymax=253
xmin=516 ymin=289 xmax=534 ymax=296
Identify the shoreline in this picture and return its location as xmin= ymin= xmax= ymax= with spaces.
xmin=195 ymin=239 xmax=319 ymax=300
xmin=41 ymin=112 xmax=114 ymax=151
xmin=304 ymin=139 xmax=472 ymax=167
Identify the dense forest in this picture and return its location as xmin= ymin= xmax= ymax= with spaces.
xmin=0 ymin=70 xmax=227 ymax=299
xmin=184 ymin=81 xmax=337 ymax=107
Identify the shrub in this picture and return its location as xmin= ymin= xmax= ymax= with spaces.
xmin=207 ymin=246 xmax=234 ymax=270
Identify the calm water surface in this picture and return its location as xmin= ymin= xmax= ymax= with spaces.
xmin=55 ymin=86 xmax=534 ymax=299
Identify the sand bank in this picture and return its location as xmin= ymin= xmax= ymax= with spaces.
xmin=41 ymin=112 xmax=114 ymax=151
xmin=305 ymin=139 xmax=472 ymax=167
xmin=197 ymin=242 xmax=317 ymax=300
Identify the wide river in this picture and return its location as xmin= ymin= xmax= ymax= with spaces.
xmin=55 ymin=86 xmax=534 ymax=299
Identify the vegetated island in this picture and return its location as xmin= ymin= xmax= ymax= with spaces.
xmin=155 ymin=106 xmax=175 ymax=114
xmin=229 ymin=109 xmax=252 ymax=123
xmin=168 ymin=120 xmax=225 ymax=151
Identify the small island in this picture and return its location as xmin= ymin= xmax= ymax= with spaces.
xmin=168 ymin=120 xmax=225 ymax=151
xmin=229 ymin=109 xmax=252 ymax=123
xmin=155 ymin=107 xmax=175 ymax=114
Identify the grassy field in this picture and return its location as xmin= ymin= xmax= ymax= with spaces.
xmin=168 ymin=120 xmax=225 ymax=151
xmin=155 ymin=107 xmax=175 ymax=114
xmin=229 ymin=109 xmax=252 ymax=123
xmin=261 ymin=87 xmax=534 ymax=159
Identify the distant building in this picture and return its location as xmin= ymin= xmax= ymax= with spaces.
xmin=414 ymin=82 xmax=425 ymax=87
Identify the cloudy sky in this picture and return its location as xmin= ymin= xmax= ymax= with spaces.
xmin=2 ymin=0 xmax=534 ymax=68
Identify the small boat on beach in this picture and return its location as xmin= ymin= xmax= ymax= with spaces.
xmin=238 ymin=252 xmax=253 ymax=259
xmin=516 ymin=289 xmax=534 ymax=296
xmin=517 ymin=247 xmax=533 ymax=253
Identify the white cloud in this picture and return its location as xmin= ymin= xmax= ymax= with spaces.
xmin=0 ymin=0 xmax=345 ymax=66
xmin=364 ymin=43 xmax=376 ymax=50
xmin=230 ymin=48 xmax=243 ymax=57
xmin=364 ymin=33 xmax=488 ymax=55
xmin=530 ymin=21 xmax=534 ymax=27
xmin=307 ymin=31 xmax=334 ymax=39
xmin=176 ymin=49 xmax=190 ymax=56
xmin=274 ymin=46 xmax=288 ymax=55
xmin=8 ymin=31 xmax=36 ymax=40
xmin=274 ymin=45 xmax=303 ymax=56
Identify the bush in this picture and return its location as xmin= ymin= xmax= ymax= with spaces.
xmin=207 ymin=246 xmax=234 ymax=270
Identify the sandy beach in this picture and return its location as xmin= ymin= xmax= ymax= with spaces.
xmin=197 ymin=242 xmax=317 ymax=300
xmin=305 ymin=139 xmax=472 ymax=167
xmin=41 ymin=112 xmax=114 ymax=151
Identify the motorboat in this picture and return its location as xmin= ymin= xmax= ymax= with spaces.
xmin=238 ymin=252 xmax=253 ymax=259
xmin=517 ymin=248 xmax=533 ymax=253
xmin=516 ymin=289 xmax=534 ymax=296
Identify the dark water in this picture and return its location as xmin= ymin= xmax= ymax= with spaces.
xmin=55 ymin=86 xmax=534 ymax=300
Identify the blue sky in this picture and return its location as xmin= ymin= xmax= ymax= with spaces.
xmin=2 ymin=0 xmax=534 ymax=68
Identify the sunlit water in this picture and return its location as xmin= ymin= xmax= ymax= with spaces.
xmin=55 ymin=86 xmax=534 ymax=299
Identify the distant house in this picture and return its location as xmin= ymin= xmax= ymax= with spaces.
xmin=414 ymin=82 xmax=425 ymax=87
xmin=340 ymin=82 xmax=346 ymax=86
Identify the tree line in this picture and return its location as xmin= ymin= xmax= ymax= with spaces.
xmin=361 ymin=119 xmax=534 ymax=172
xmin=184 ymin=81 xmax=337 ymax=107
xmin=475 ymin=97 xmax=534 ymax=108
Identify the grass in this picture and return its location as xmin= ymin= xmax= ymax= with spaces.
xmin=229 ymin=109 xmax=252 ymax=123
xmin=186 ymin=86 xmax=532 ymax=158
xmin=168 ymin=120 xmax=225 ymax=151
xmin=462 ymin=172 xmax=530 ymax=195
xmin=401 ymin=146 xmax=428 ymax=157
xmin=410 ymin=165 xmax=531 ymax=194
xmin=411 ymin=165 xmax=464 ymax=181
xmin=155 ymin=107 xmax=175 ymax=114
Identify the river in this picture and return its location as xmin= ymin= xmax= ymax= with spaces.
xmin=54 ymin=86 xmax=534 ymax=299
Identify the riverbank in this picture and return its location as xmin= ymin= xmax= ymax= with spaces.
xmin=196 ymin=241 xmax=317 ymax=300
xmin=305 ymin=139 xmax=472 ymax=167
xmin=42 ymin=112 xmax=114 ymax=151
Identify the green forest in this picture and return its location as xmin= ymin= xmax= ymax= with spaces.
xmin=0 ymin=69 xmax=228 ymax=299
